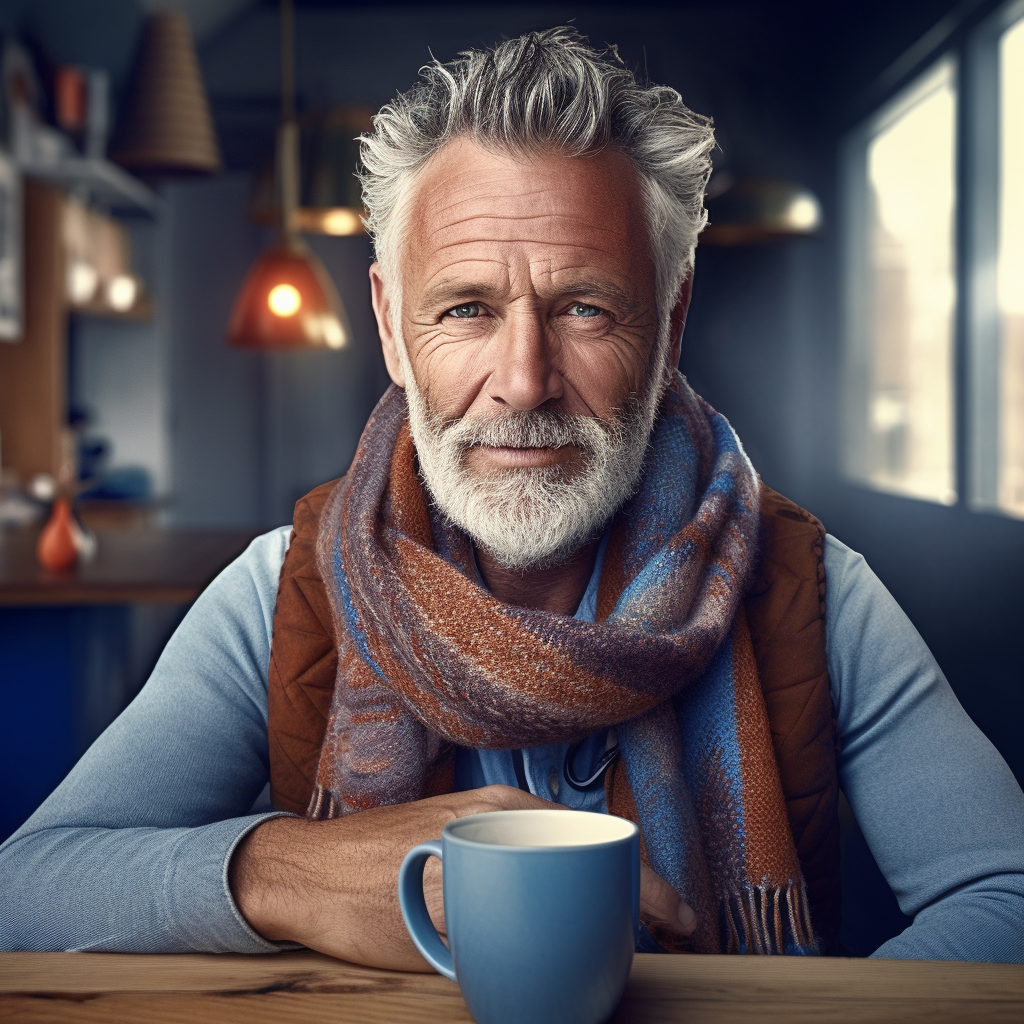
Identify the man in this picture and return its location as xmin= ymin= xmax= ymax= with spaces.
xmin=2 ymin=28 xmax=1022 ymax=965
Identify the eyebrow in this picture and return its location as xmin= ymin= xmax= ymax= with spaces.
xmin=420 ymin=282 xmax=507 ymax=309
xmin=419 ymin=279 xmax=642 ymax=316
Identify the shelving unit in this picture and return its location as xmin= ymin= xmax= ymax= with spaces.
xmin=17 ymin=156 xmax=159 ymax=215
xmin=0 ymin=154 xmax=158 ymax=485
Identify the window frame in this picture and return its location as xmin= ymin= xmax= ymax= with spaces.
xmin=840 ymin=0 xmax=1024 ymax=518
xmin=964 ymin=0 xmax=1024 ymax=515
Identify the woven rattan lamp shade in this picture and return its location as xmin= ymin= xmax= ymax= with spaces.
xmin=110 ymin=11 xmax=221 ymax=174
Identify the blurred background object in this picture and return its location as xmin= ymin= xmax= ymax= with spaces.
xmin=109 ymin=9 xmax=220 ymax=176
xmin=63 ymin=195 xmax=149 ymax=316
xmin=701 ymin=178 xmax=823 ymax=245
xmin=0 ymin=148 xmax=21 ymax=337
xmin=227 ymin=0 xmax=350 ymax=349
xmin=248 ymin=105 xmax=371 ymax=236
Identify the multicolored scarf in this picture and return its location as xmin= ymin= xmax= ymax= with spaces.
xmin=310 ymin=375 xmax=818 ymax=955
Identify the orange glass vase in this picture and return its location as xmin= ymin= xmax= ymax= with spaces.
xmin=36 ymin=497 xmax=81 ymax=572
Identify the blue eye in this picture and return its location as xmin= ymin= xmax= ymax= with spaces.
xmin=570 ymin=303 xmax=602 ymax=318
xmin=448 ymin=303 xmax=481 ymax=318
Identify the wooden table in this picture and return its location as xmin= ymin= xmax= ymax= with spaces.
xmin=1 ymin=951 xmax=1020 ymax=1023
xmin=0 ymin=527 xmax=258 ymax=605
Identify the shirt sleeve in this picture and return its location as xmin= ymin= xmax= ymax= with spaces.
xmin=0 ymin=527 xmax=296 ymax=953
xmin=825 ymin=535 xmax=1024 ymax=962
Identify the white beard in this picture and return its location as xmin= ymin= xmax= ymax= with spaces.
xmin=401 ymin=352 xmax=668 ymax=571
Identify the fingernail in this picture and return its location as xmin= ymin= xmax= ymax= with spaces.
xmin=676 ymin=901 xmax=696 ymax=933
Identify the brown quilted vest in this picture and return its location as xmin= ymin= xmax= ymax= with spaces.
xmin=267 ymin=480 xmax=841 ymax=950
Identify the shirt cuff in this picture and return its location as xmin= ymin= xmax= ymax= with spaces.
xmin=162 ymin=812 xmax=300 ymax=953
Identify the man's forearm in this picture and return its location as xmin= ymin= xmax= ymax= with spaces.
xmin=229 ymin=817 xmax=334 ymax=943
xmin=229 ymin=798 xmax=457 ymax=970
xmin=228 ymin=785 xmax=697 ymax=971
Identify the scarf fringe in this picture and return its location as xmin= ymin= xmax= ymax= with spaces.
xmin=307 ymin=783 xmax=338 ymax=820
xmin=720 ymin=879 xmax=818 ymax=955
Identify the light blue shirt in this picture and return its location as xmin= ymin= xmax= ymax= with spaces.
xmin=1 ymin=528 xmax=1022 ymax=961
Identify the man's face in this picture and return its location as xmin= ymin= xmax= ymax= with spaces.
xmin=377 ymin=138 xmax=661 ymax=466
xmin=370 ymin=139 xmax=682 ymax=568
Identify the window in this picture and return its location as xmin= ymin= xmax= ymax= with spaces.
xmin=842 ymin=61 xmax=957 ymax=504
xmin=994 ymin=15 xmax=1024 ymax=514
xmin=843 ymin=0 xmax=1024 ymax=517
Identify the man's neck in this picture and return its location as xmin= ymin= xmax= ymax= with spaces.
xmin=475 ymin=540 xmax=600 ymax=615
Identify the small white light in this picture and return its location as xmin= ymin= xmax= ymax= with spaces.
xmin=320 ymin=209 xmax=362 ymax=236
xmin=320 ymin=314 xmax=346 ymax=349
xmin=28 ymin=473 xmax=58 ymax=502
xmin=268 ymin=283 xmax=301 ymax=317
xmin=106 ymin=274 xmax=138 ymax=312
xmin=785 ymin=195 xmax=821 ymax=231
xmin=68 ymin=260 xmax=98 ymax=304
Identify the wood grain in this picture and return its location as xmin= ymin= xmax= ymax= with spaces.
xmin=0 ymin=180 xmax=67 ymax=483
xmin=1 ymin=951 xmax=1021 ymax=1024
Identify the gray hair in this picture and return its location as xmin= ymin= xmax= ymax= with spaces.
xmin=359 ymin=26 xmax=715 ymax=321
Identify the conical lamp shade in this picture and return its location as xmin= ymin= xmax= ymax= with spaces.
xmin=227 ymin=238 xmax=351 ymax=349
xmin=110 ymin=11 xmax=221 ymax=174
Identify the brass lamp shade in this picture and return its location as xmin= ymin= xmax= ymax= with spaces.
xmin=110 ymin=11 xmax=221 ymax=174
xmin=227 ymin=238 xmax=350 ymax=349
xmin=700 ymin=180 xmax=822 ymax=246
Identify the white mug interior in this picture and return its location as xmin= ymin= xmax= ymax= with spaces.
xmin=447 ymin=809 xmax=636 ymax=848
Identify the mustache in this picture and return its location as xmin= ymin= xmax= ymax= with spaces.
xmin=432 ymin=408 xmax=627 ymax=452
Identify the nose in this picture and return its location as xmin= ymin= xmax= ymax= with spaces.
xmin=485 ymin=308 xmax=563 ymax=411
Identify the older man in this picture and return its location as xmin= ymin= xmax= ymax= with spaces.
xmin=2 ymin=29 xmax=1022 ymax=965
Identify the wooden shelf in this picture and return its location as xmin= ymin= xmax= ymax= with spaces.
xmin=20 ymin=156 xmax=158 ymax=214
xmin=70 ymin=292 xmax=155 ymax=322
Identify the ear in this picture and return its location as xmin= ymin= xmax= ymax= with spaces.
xmin=665 ymin=274 xmax=694 ymax=372
xmin=369 ymin=262 xmax=406 ymax=388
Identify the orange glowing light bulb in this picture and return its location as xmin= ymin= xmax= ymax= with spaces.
xmin=268 ymin=283 xmax=301 ymax=317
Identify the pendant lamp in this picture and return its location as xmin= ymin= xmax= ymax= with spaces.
xmin=699 ymin=177 xmax=822 ymax=246
xmin=227 ymin=0 xmax=351 ymax=349
xmin=110 ymin=11 xmax=221 ymax=174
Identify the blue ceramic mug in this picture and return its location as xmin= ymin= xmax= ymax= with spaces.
xmin=399 ymin=809 xmax=640 ymax=1024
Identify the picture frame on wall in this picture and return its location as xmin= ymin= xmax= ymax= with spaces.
xmin=0 ymin=150 xmax=22 ymax=341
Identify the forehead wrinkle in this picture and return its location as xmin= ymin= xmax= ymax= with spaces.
xmin=439 ymin=181 xmax=569 ymax=208
xmin=422 ymin=170 xmax=589 ymax=204
xmin=423 ymin=235 xmax=638 ymax=262
xmin=431 ymin=210 xmax=634 ymax=243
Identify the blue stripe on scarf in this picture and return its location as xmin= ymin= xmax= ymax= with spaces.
xmin=332 ymin=535 xmax=388 ymax=682
xmin=679 ymin=630 xmax=747 ymax=849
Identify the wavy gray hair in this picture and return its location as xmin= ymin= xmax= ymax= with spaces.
xmin=359 ymin=26 xmax=715 ymax=323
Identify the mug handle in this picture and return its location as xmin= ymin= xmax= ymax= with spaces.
xmin=398 ymin=840 xmax=456 ymax=980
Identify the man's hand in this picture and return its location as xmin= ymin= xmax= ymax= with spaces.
xmin=229 ymin=785 xmax=695 ymax=971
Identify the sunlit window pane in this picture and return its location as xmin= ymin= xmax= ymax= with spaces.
xmin=997 ymin=16 xmax=1024 ymax=515
xmin=857 ymin=62 xmax=957 ymax=504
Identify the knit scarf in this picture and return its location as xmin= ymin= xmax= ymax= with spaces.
xmin=310 ymin=376 xmax=818 ymax=955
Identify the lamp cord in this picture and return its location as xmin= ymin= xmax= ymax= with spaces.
xmin=277 ymin=0 xmax=298 ymax=239
xmin=280 ymin=0 xmax=294 ymax=123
